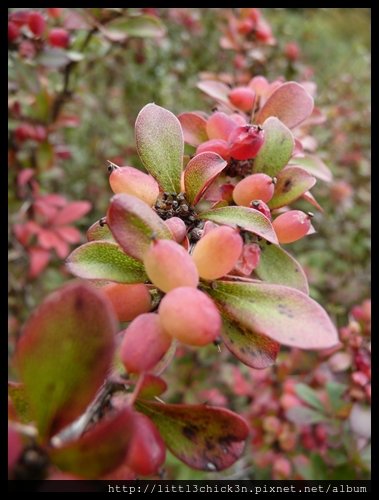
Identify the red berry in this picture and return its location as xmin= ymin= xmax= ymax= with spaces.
xmin=28 ymin=11 xmax=46 ymax=37
xmin=48 ymin=28 xmax=69 ymax=48
xmin=8 ymin=22 xmax=20 ymax=43
xmin=228 ymin=125 xmax=265 ymax=160
xmin=284 ymin=42 xmax=300 ymax=62
xmin=9 ymin=11 xmax=30 ymax=27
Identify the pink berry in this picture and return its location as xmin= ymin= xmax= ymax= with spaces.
xmin=250 ymin=199 xmax=272 ymax=219
xmin=272 ymin=210 xmax=312 ymax=244
xmin=233 ymin=173 xmax=274 ymax=206
xmin=229 ymin=86 xmax=256 ymax=112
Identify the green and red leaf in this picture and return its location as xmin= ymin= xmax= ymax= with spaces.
xmin=86 ymin=220 xmax=115 ymax=242
xmin=289 ymin=154 xmax=332 ymax=182
xmin=256 ymin=82 xmax=314 ymax=129
xmin=253 ymin=117 xmax=294 ymax=177
xmin=50 ymin=407 xmax=134 ymax=478
xmin=136 ymin=374 xmax=168 ymax=400
xmin=135 ymin=103 xmax=183 ymax=193
xmin=203 ymin=281 xmax=338 ymax=349
xmin=16 ymin=282 xmax=116 ymax=440
xmin=221 ymin=314 xmax=280 ymax=369
xmin=178 ymin=112 xmax=208 ymax=147
xmin=8 ymin=382 xmax=32 ymax=424
xmin=135 ymin=400 xmax=249 ymax=471
xmin=66 ymin=241 xmax=147 ymax=283
xmin=269 ymin=166 xmax=316 ymax=209
xmin=184 ymin=152 xmax=227 ymax=206
xmin=255 ymin=241 xmax=309 ymax=294
xmin=199 ymin=206 xmax=278 ymax=244
xmin=107 ymin=194 xmax=172 ymax=260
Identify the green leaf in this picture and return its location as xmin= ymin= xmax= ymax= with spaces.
xmin=135 ymin=400 xmax=249 ymax=471
xmin=38 ymin=48 xmax=71 ymax=68
xmin=135 ymin=103 xmax=184 ymax=193
xmin=66 ymin=241 xmax=147 ymax=283
xmin=86 ymin=220 xmax=115 ymax=242
xmin=106 ymin=15 xmax=166 ymax=38
xmin=253 ymin=117 xmax=294 ymax=177
xmin=50 ymin=407 xmax=134 ymax=478
xmin=255 ymin=240 xmax=309 ymax=294
xmin=107 ymin=194 xmax=173 ymax=260
xmin=184 ymin=152 xmax=227 ymax=206
xmin=268 ymin=166 xmax=316 ymax=209
xmin=202 ymin=281 xmax=338 ymax=349
xmin=326 ymin=381 xmax=347 ymax=413
xmin=178 ymin=112 xmax=209 ymax=147
xmin=286 ymin=406 xmax=328 ymax=425
xmin=295 ymin=383 xmax=325 ymax=412
xmin=221 ymin=313 xmax=280 ymax=369
xmin=199 ymin=206 xmax=278 ymax=244
xmin=36 ymin=142 xmax=54 ymax=171
xmin=16 ymin=282 xmax=116 ymax=440
xmin=256 ymin=82 xmax=314 ymax=129
xmin=289 ymin=154 xmax=332 ymax=182
xmin=8 ymin=382 xmax=32 ymax=424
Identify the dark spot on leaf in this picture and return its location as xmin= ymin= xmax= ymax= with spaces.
xmin=205 ymin=438 xmax=215 ymax=451
xmin=182 ymin=425 xmax=198 ymax=441
xmin=283 ymin=179 xmax=292 ymax=192
xmin=74 ymin=295 xmax=85 ymax=311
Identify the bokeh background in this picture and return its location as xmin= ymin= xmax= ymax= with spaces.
xmin=9 ymin=8 xmax=370 ymax=480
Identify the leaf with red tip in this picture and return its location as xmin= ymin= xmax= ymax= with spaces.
xmin=301 ymin=191 xmax=324 ymax=212
xmin=203 ymin=281 xmax=338 ymax=350
xmin=52 ymin=201 xmax=91 ymax=226
xmin=253 ymin=117 xmax=294 ymax=176
xmin=197 ymin=80 xmax=232 ymax=107
xmin=221 ymin=314 xmax=280 ymax=369
xmin=255 ymin=240 xmax=309 ymax=294
xmin=178 ymin=112 xmax=208 ymax=147
xmin=135 ymin=400 xmax=249 ymax=471
xmin=87 ymin=220 xmax=115 ymax=242
xmin=136 ymin=374 xmax=168 ymax=400
xmin=107 ymin=194 xmax=173 ymax=260
xmin=199 ymin=206 xmax=278 ymax=244
xmin=50 ymin=408 xmax=134 ymax=478
xmin=66 ymin=241 xmax=147 ymax=283
xmin=135 ymin=103 xmax=183 ymax=193
xmin=268 ymin=166 xmax=316 ymax=209
xmin=289 ymin=154 xmax=332 ymax=182
xmin=184 ymin=152 xmax=227 ymax=206
xmin=8 ymin=382 xmax=32 ymax=424
xmin=16 ymin=282 xmax=116 ymax=440
xmin=256 ymin=82 xmax=314 ymax=129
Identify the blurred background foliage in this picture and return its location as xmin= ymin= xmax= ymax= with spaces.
xmin=8 ymin=8 xmax=370 ymax=480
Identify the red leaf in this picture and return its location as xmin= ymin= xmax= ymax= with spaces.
xmin=54 ymin=226 xmax=82 ymax=244
xmin=50 ymin=408 xmax=135 ymax=478
xmin=52 ymin=201 xmax=91 ymax=226
xmin=28 ymin=247 xmax=51 ymax=278
xmin=16 ymin=282 xmax=117 ymax=439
